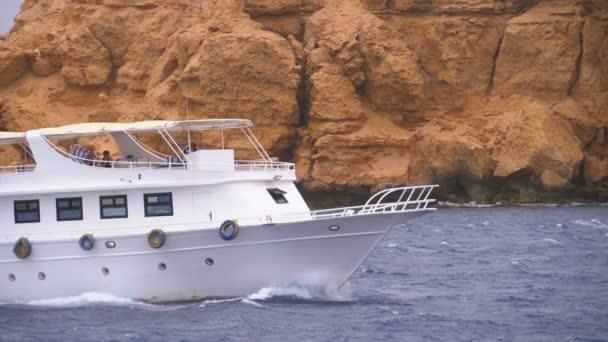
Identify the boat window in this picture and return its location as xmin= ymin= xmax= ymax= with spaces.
xmin=56 ymin=197 xmax=83 ymax=221
xmin=14 ymin=200 xmax=40 ymax=224
xmin=100 ymin=195 xmax=128 ymax=219
xmin=267 ymin=188 xmax=288 ymax=204
xmin=144 ymin=193 xmax=173 ymax=217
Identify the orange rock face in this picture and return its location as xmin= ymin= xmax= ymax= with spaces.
xmin=0 ymin=0 xmax=607 ymax=203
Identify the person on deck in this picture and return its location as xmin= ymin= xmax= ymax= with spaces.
xmin=184 ymin=143 xmax=198 ymax=154
xmin=101 ymin=150 xmax=113 ymax=168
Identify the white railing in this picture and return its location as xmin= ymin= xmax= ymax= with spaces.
xmin=36 ymin=137 xmax=294 ymax=172
xmin=234 ymin=160 xmax=295 ymax=172
xmin=0 ymin=164 xmax=36 ymax=173
xmin=25 ymin=144 xmax=295 ymax=173
xmin=310 ymin=185 xmax=439 ymax=220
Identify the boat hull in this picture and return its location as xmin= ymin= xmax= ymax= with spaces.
xmin=0 ymin=211 xmax=430 ymax=303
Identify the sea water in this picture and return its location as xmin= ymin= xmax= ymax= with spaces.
xmin=1 ymin=206 xmax=607 ymax=341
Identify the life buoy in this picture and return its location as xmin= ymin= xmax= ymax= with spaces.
xmin=148 ymin=229 xmax=166 ymax=249
xmin=79 ymin=234 xmax=95 ymax=251
xmin=219 ymin=220 xmax=239 ymax=241
xmin=13 ymin=237 xmax=31 ymax=259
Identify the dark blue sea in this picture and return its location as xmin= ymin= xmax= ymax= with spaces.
xmin=1 ymin=206 xmax=607 ymax=341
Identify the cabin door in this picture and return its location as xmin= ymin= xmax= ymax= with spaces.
xmin=193 ymin=190 xmax=216 ymax=222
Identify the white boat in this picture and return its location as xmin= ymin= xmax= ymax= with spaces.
xmin=0 ymin=119 xmax=437 ymax=303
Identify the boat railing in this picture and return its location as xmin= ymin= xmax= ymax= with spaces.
xmin=309 ymin=185 xmax=439 ymax=219
xmin=42 ymin=145 xmax=296 ymax=173
xmin=234 ymin=160 xmax=295 ymax=172
xmin=0 ymin=164 xmax=36 ymax=173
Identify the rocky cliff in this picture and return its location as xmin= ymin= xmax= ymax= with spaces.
xmin=0 ymin=0 xmax=607 ymax=203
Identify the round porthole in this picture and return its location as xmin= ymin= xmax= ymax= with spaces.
xmin=38 ymin=272 xmax=46 ymax=280
xmin=329 ymin=225 xmax=340 ymax=231
xmin=8 ymin=273 xmax=15 ymax=282
xmin=205 ymin=258 xmax=214 ymax=266
xmin=101 ymin=267 xmax=110 ymax=276
xmin=158 ymin=263 xmax=167 ymax=271
xmin=105 ymin=241 xmax=116 ymax=249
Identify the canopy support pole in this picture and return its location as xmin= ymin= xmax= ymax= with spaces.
xmin=158 ymin=129 xmax=185 ymax=163
xmin=186 ymin=98 xmax=192 ymax=152
xmin=245 ymin=127 xmax=271 ymax=161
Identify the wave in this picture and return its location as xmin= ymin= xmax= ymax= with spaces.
xmin=437 ymin=201 xmax=499 ymax=208
xmin=542 ymin=238 xmax=562 ymax=245
xmin=438 ymin=201 xmax=608 ymax=208
xmin=571 ymin=219 xmax=607 ymax=229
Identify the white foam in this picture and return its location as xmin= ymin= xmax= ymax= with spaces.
xmin=247 ymin=286 xmax=314 ymax=301
xmin=571 ymin=219 xmax=607 ymax=229
xmin=518 ymin=203 xmax=559 ymax=207
xmin=200 ymin=298 xmax=242 ymax=306
xmin=439 ymin=201 xmax=607 ymax=208
xmin=440 ymin=241 xmax=448 ymax=246
xmin=437 ymin=201 xmax=498 ymax=208
xmin=386 ymin=243 xmax=398 ymax=248
xmin=240 ymin=298 xmax=265 ymax=308
xmin=23 ymin=292 xmax=153 ymax=308
xmin=542 ymin=238 xmax=561 ymax=245
xmin=246 ymin=280 xmax=352 ymax=302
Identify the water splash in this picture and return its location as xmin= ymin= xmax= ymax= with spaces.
xmin=246 ymin=281 xmax=352 ymax=303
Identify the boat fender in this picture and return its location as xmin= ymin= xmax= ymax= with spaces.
xmin=148 ymin=229 xmax=166 ymax=249
xmin=79 ymin=234 xmax=95 ymax=251
xmin=13 ymin=237 xmax=31 ymax=259
xmin=219 ymin=220 xmax=239 ymax=241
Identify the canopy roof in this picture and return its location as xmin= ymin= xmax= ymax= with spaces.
xmin=0 ymin=131 xmax=26 ymax=144
xmin=38 ymin=119 xmax=253 ymax=139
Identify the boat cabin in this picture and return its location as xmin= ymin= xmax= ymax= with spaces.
xmin=0 ymin=119 xmax=307 ymax=240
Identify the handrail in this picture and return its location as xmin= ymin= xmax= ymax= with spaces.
xmin=16 ymin=143 xmax=294 ymax=172
xmin=361 ymin=185 xmax=438 ymax=214
xmin=37 ymin=134 xmax=294 ymax=172
xmin=0 ymin=164 xmax=36 ymax=173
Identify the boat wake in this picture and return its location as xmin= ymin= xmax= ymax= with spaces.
xmin=1 ymin=282 xmax=353 ymax=310
xmin=0 ymin=292 xmax=157 ymax=309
